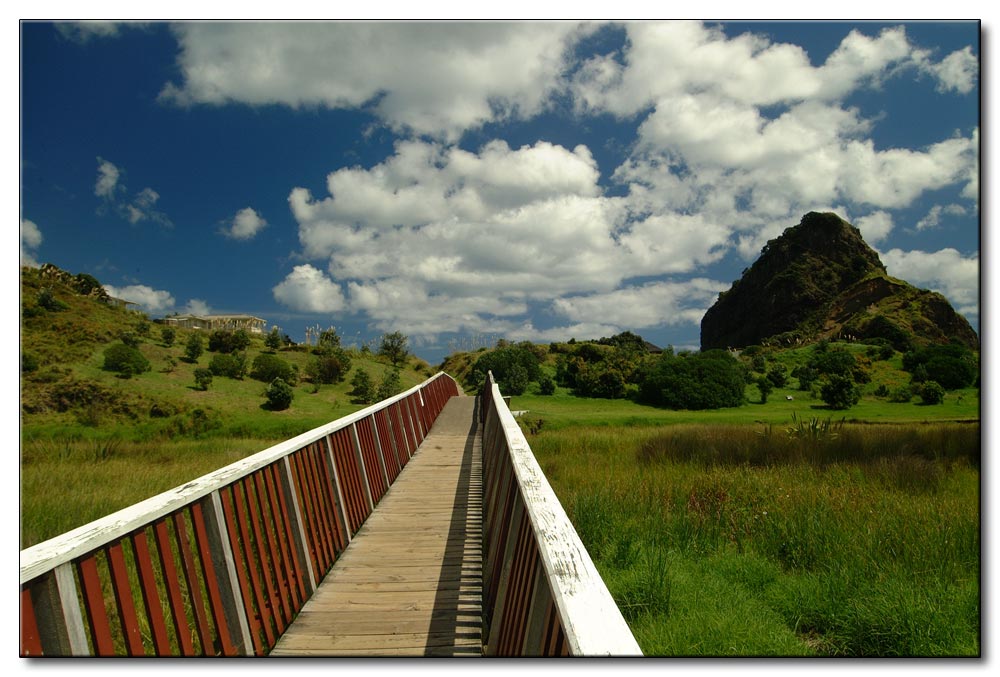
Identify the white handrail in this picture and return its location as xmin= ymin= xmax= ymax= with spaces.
xmin=20 ymin=372 xmax=456 ymax=585
xmin=483 ymin=376 xmax=642 ymax=656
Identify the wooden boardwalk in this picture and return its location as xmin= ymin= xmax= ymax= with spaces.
xmin=270 ymin=396 xmax=483 ymax=656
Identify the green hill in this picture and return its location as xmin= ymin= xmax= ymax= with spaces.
xmin=19 ymin=264 xmax=435 ymax=443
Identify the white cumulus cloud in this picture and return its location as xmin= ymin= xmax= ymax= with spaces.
xmin=20 ymin=219 xmax=43 ymax=267
xmin=95 ymin=158 xmax=121 ymax=198
xmin=272 ymin=264 xmax=347 ymax=313
xmin=224 ymin=207 xmax=267 ymax=240
xmin=103 ymin=284 xmax=176 ymax=313
xmin=880 ymin=247 xmax=979 ymax=317
xmin=161 ymin=22 xmax=589 ymax=140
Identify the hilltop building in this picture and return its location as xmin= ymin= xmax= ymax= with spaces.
xmin=163 ymin=314 xmax=267 ymax=334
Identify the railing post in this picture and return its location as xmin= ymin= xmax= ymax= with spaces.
xmin=360 ymin=420 xmax=390 ymax=493
xmin=321 ymin=436 xmax=353 ymax=547
xmin=520 ymin=559 xmax=553 ymax=655
xmin=200 ymin=491 xmax=254 ymax=655
xmin=484 ymin=497 xmax=525 ymax=656
xmin=349 ymin=424 xmax=376 ymax=513
xmin=280 ymin=457 xmax=321 ymax=588
xmin=369 ymin=414 xmax=392 ymax=486
xmin=27 ymin=564 xmax=89 ymax=655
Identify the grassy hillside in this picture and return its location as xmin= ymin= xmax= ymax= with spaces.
xmin=20 ymin=265 xmax=436 ymax=444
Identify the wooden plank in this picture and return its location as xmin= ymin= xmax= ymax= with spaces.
xmin=270 ymin=396 xmax=482 ymax=657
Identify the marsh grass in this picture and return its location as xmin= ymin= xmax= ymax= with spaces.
xmin=530 ymin=421 xmax=980 ymax=656
xmin=20 ymin=437 xmax=280 ymax=547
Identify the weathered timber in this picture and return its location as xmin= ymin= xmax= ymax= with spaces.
xmin=270 ymin=396 xmax=483 ymax=657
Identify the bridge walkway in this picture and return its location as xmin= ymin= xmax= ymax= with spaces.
xmin=270 ymin=396 xmax=483 ymax=656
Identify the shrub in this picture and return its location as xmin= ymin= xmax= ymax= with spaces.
xmin=378 ymin=331 xmax=409 ymax=366
xmin=888 ymin=385 xmax=913 ymax=403
xmin=757 ymin=375 xmax=774 ymax=403
xmin=919 ymin=381 xmax=946 ymax=405
xmin=102 ymin=343 xmax=150 ymax=377
xmin=194 ymin=368 xmax=213 ymax=391
xmin=208 ymin=329 xmax=252 ymax=354
xmin=903 ymin=344 xmax=978 ymax=390
xmin=161 ymin=327 xmax=176 ymax=347
xmin=184 ymin=334 xmax=204 ymax=362
xmin=265 ymin=378 xmax=294 ymax=410
xmin=37 ymin=288 xmax=68 ymax=312
xmin=638 ymin=349 xmax=746 ymax=410
xmin=209 ymin=352 xmax=247 ymax=379
xmin=472 ymin=345 xmax=542 ymax=395
xmin=820 ymin=374 xmax=861 ymax=410
xmin=250 ymin=353 xmax=297 ymax=384
xmin=307 ymin=353 xmax=351 ymax=384
xmin=21 ymin=352 xmax=40 ymax=373
xmin=376 ymin=369 xmax=402 ymax=401
xmin=350 ymin=368 xmax=376 ymax=404
xmin=120 ymin=331 xmax=140 ymax=348
xmin=538 ymin=374 xmax=556 ymax=395
xmin=264 ymin=327 xmax=283 ymax=352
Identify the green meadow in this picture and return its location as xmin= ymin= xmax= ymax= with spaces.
xmin=511 ymin=396 xmax=980 ymax=657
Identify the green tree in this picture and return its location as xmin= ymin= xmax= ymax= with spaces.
xmin=350 ymin=368 xmax=376 ymax=404
xmin=638 ymin=350 xmax=746 ymax=410
xmin=820 ymin=374 xmax=861 ymax=410
xmin=185 ymin=333 xmax=204 ymax=362
xmin=72 ymin=272 xmax=102 ymax=295
xmin=307 ymin=353 xmax=351 ymax=385
xmin=265 ymin=378 xmax=294 ymax=410
xmin=756 ymin=375 xmax=774 ymax=403
xmin=209 ymin=329 xmax=252 ymax=354
xmin=250 ymin=353 xmax=297 ymax=384
xmin=209 ymin=353 xmax=248 ymax=379
xmin=472 ymin=345 xmax=542 ymax=395
xmin=376 ymin=369 xmax=402 ymax=401
xmin=194 ymin=368 xmax=213 ymax=391
xmin=379 ymin=331 xmax=409 ymax=366
xmin=902 ymin=344 xmax=977 ymax=390
xmin=919 ymin=380 xmax=946 ymax=405
xmin=314 ymin=328 xmax=343 ymax=355
xmin=538 ymin=374 xmax=556 ymax=395
xmin=161 ymin=326 xmax=176 ymax=347
xmin=265 ymin=327 xmax=283 ymax=352
xmin=103 ymin=343 xmax=151 ymax=378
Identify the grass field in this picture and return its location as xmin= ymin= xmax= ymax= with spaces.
xmin=525 ymin=420 xmax=980 ymax=656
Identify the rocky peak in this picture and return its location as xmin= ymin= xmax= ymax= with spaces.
xmin=700 ymin=212 xmax=977 ymax=351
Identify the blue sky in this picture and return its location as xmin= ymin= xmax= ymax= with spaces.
xmin=19 ymin=20 xmax=980 ymax=364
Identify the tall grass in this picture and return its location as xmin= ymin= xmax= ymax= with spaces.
xmin=20 ymin=437 xmax=281 ymax=548
xmin=528 ymin=421 xmax=980 ymax=656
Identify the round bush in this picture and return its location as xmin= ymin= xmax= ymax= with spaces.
xmin=250 ymin=353 xmax=297 ymax=384
xmin=103 ymin=342 xmax=150 ymax=377
xmin=265 ymin=378 xmax=294 ymax=410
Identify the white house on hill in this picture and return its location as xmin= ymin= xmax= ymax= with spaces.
xmin=163 ymin=314 xmax=267 ymax=333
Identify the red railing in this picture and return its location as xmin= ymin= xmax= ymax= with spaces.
xmin=479 ymin=372 xmax=642 ymax=657
xmin=19 ymin=372 xmax=460 ymax=656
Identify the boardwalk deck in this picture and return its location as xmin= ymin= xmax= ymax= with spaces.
xmin=270 ymin=396 xmax=483 ymax=657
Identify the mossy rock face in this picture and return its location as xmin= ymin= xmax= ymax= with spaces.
xmin=700 ymin=212 xmax=978 ymax=352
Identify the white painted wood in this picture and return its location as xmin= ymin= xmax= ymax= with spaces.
xmin=54 ymin=563 xmax=89 ymax=656
xmin=349 ymin=423 xmax=375 ymax=513
xmin=203 ymin=491 xmax=254 ymax=654
xmin=483 ymin=375 xmax=642 ymax=657
xmin=320 ymin=435 xmax=352 ymax=548
xmin=20 ymin=372 xmax=459 ymax=584
xmin=280 ymin=456 xmax=320 ymax=590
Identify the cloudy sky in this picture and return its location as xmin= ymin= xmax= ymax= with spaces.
xmin=19 ymin=20 xmax=980 ymax=363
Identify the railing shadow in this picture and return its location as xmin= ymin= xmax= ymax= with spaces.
xmin=425 ymin=399 xmax=484 ymax=656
